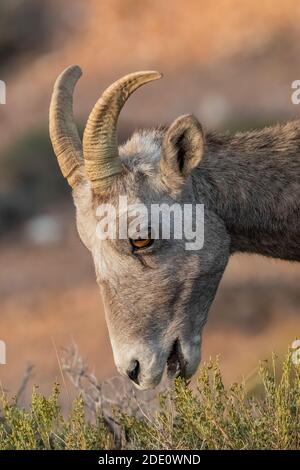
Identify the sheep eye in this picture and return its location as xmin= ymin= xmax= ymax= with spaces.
xmin=130 ymin=237 xmax=153 ymax=250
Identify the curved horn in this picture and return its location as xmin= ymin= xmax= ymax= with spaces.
xmin=49 ymin=65 xmax=84 ymax=188
xmin=83 ymin=71 xmax=162 ymax=194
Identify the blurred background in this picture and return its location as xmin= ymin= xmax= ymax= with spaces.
xmin=0 ymin=0 xmax=300 ymax=403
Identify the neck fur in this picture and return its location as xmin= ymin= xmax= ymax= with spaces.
xmin=193 ymin=121 xmax=300 ymax=261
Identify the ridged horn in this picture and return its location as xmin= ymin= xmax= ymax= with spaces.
xmin=83 ymin=71 xmax=162 ymax=194
xmin=49 ymin=65 xmax=84 ymax=188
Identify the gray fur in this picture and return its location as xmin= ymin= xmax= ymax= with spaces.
xmin=72 ymin=115 xmax=300 ymax=390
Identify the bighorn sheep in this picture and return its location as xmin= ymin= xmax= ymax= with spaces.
xmin=49 ymin=66 xmax=300 ymax=390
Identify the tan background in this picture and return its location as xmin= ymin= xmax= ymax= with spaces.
xmin=0 ymin=0 xmax=299 ymax=403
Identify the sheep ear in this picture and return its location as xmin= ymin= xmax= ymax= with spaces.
xmin=160 ymin=114 xmax=204 ymax=190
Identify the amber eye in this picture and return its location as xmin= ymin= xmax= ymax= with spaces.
xmin=130 ymin=237 xmax=153 ymax=250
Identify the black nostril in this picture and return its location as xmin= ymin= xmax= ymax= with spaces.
xmin=127 ymin=360 xmax=140 ymax=384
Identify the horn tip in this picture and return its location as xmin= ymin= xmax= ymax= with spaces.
xmin=53 ymin=65 xmax=83 ymax=92
xmin=56 ymin=65 xmax=82 ymax=84
xmin=137 ymin=70 xmax=163 ymax=81
xmin=149 ymin=70 xmax=163 ymax=80
xmin=65 ymin=64 xmax=83 ymax=79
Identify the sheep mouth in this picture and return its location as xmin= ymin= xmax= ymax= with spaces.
xmin=166 ymin=339 xmax=186 ymax=379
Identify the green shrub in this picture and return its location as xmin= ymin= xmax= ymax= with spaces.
xmin=122 ymin=351 xmax=300 ymax=450
xmin=0 ymin=351 xmax=299 ymax=450
xmin=0 ymin=384 xmax=113 ymax=450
